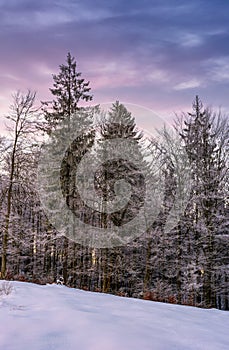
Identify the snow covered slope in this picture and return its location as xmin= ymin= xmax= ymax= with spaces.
xmin=0 ymin=281 xmax=228 ymax=350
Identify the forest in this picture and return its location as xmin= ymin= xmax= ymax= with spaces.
xmin=0 ymin=53 xmax=228 ymax=310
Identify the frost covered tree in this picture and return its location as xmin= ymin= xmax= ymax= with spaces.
xmin=1 ymin=93 xmax=228 ymax=310
xmin=178 ymin=96 xmax=229 ymax=308
xmin=0 ymin=91 xmax=39 ymax=279
xmin=40 ymin=53 xmax=95 ymax=284
xmin=93 ymin=102 xmax=147 ymax=293
xmin=141 ymin=97 xmax=228 ymax=309
xmin=42 ymin=52 xmax=93 ymax=131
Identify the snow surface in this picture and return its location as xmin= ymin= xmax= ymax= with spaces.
xmin=0 ymin=281 xmax=229 ymax=350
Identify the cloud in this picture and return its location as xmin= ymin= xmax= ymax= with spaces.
xmin=0 ymin=0 xmax=229 ymax=125
xmin=174 ymin=79 xmax=202 ymax=91
xmin=205 ymin=57 xmax=229 ymax=82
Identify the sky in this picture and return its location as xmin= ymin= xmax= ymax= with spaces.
xmin=0 ymin=0 xmax=229 ymax=133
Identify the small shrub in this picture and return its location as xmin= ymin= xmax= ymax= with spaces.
xmin=17 ymin=275 xmax=28 ymax=282
xmin=82 ymin=286 xmax=89 ymax=291
xmin=0 ymin=281 xmax=13 ymax=296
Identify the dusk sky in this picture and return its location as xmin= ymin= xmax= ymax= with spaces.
xmin=0 ymin=0 xmax=229 ymax=132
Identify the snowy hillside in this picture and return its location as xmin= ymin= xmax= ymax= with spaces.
xmin=0 ymin=281 xmax=228 ymax=350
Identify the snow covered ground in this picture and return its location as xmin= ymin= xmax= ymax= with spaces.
xmin=0 ymin=281 xmax=228 ymax=350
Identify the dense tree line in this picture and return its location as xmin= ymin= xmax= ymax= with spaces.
xmin=0 ymin=53 xmax=228 ymax=310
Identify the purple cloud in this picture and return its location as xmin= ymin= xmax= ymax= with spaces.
xmin=0 ymin=0 xmax=229 ymax=133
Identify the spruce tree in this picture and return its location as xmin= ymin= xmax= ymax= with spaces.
xmin=180 ymin=96 xmax=227 ymax=308
xmin=43 ymin=52 xmax=92 ymax=129
xmin=101 ymin=101 xmax=142 ymax=140
xmin=98 ymin=101 xmax=145 ymax=226
xmin=41 ymin=53 xmax=93 ymax=283
xmin=94 ymin=102 xmax=146 ymax=292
